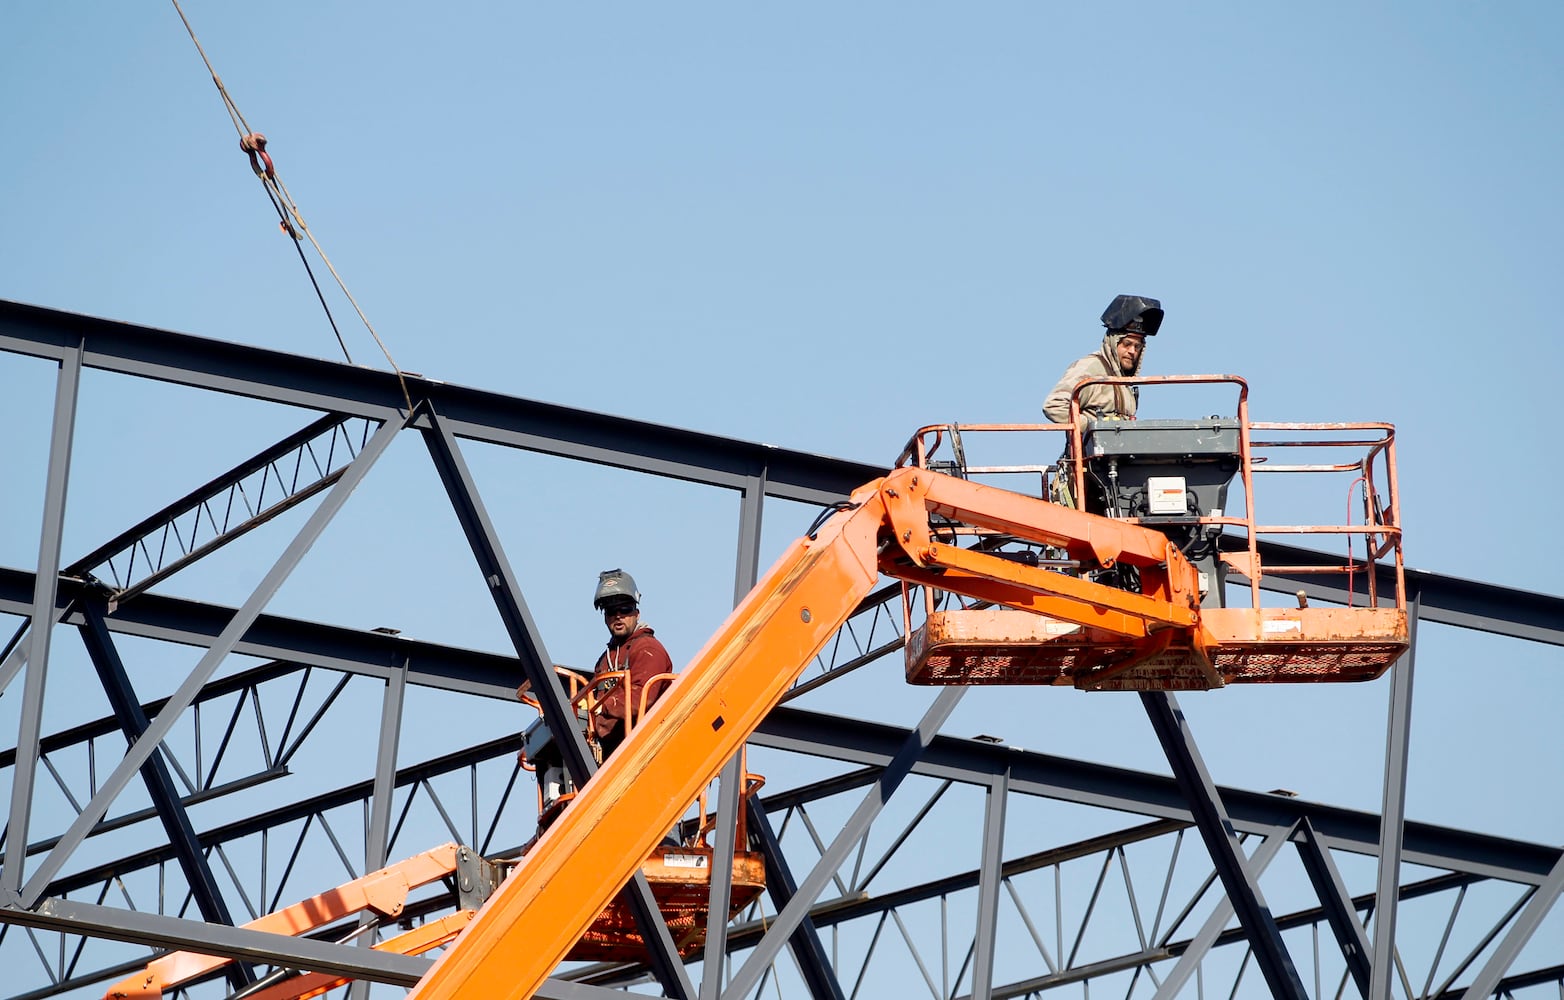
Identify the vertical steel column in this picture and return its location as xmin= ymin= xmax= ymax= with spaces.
xmin=1462 ymin=848 xmax=1564 ymax=998
xmin=1371 ymin=587 xmax=1418 ymax=1000
xmin=1296 ymin=817 xmax=1373 ymax=995
xmin=77 ymin=600 xmax=252 ymax=989
xmin=723 ymin=687 xmax=966 ymax=1000
xmin=420 ymin=410 xmax=694 ymax=1000
xmin=700 ymin=473 xmax=766 ymax=1000
xmin=744 ymin=802 xmax=848 ymax=1000
xmin=348 ymin=659 xmax=407 ymax=1000
xmin=971 ymin=766 xmax=1009 ymax=1000
xmin=1141 ymin=692 xmax=1307 ymax=1000
xmin=17 ymin=416 xmax=402 ymax=906
xmin=731 ymin=468 xmax=766 ymax=605
xmin=2 ymin=345 xmax=80 ymax=898
xmin=365 ymin=661 xmax=407 ymax=870
xmin=1150 ymin=829 xmax=1291 ymax=1000
xmin=699 ymin=758 xmax=743 ymax=1000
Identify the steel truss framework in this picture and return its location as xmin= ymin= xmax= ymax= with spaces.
xmin=1 ymin=299 xmax=1561 ymax=1000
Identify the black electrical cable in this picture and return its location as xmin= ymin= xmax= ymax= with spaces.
xmin=806 ymin=501 xmax=860 ymax=540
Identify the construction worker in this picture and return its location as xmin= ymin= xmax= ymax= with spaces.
xmin=1044 ymin=295 xmax=1164 ymax=510
xmin=588 ymin=569 xmax=674 ymax=760
xmin=516 ymin=569 xmax=673 ymax=833
xmin=1042 ymin=294 xmax=1163 ymax=424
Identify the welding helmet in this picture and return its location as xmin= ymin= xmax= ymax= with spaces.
xmin=593 ymin=569 xmax=641 ymax=610
xmin=1100 ymin=295 xmax=1164 ymax=336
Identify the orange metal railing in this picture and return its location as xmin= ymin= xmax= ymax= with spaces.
xmin=895 ymin=375 xmax=1406 ymax=688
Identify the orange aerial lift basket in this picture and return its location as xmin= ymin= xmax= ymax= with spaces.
xmin=514 ymin=666 xmax=769 ymax=962
xmin=898 ymin=374 xmax=1408 ymax=690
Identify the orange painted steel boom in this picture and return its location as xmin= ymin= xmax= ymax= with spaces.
xmin=104 ymin=844 xmax=463 ymax=999
xmin=236 ymin=911 xmax=477 ymax=1000
xmin=406 ymin=466 xmax=1210 ymax=1000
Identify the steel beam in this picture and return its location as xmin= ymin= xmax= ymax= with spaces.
xmin=700 ymin=478 xmax=769 ymax=999
xmin=349 ymin=659 xmax=408 ymax=1000
xmin=1296 ymin=817 xmax=1373 ymax=996
xmin=365 ymin=662 xmax=408 ymax=871
xmin=421 ymin=410 xmax=692 ymax=1000
xmin=0 ymin=566 xmax=518 ymax=699
xmin=732 ymin=470 xmax=766 ymax=602
xmin=3 ymin=344 xmax=80 ymax=896
xmin=699 ymin=757 xmax=742 ymax=1000
xmin=76 ymin=600 xmax=251 ymax=988
xmin=1372 ymin=588 xmax=1419 ymax=1000
xmin=1141 ymin=692 xmax=1306 ymax=999
xmin=971 ymin=767 xmax=1008 ymax=1000
xmin=0 ymin=896 xmax=429 ymax=985
xmin=0 ymin=299 xmax=877 ymax=506
xmin=419 ymin=411 xmax=584 ymax=775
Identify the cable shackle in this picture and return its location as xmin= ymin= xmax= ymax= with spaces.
xmin=239 ymin=132 xmax=275 ymax=180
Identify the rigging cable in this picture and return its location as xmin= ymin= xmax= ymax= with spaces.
xmin=168 ymin=0 xmax=415 ymax=417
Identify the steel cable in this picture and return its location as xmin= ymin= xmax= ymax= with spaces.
xmin=169 ymin=0 xmax=415 ymax=416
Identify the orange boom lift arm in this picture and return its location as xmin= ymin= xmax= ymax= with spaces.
xmin=407 ymin=466 xmax=1215 ymax=1000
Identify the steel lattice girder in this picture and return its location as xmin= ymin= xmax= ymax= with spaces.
xmin=0 ymin=300 xmax=875 ymax=505
xmin=2 ymin=564 xmax=1559 ymax=889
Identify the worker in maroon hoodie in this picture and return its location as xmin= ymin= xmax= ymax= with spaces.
xmin=588 ymin=569 xmax=674 ymax=760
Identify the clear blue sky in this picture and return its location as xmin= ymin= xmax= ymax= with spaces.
xmin=2 ymin=2 xmax=1561 ymax=994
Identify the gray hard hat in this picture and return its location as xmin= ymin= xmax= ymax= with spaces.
xmin=1100 ymin=295 xmax=1164 ymax=336
xmin=593 ymin=569 xmax=641 ymax=610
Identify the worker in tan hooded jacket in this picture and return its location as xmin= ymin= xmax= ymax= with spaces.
xmin=1043 ymin=294 xmax=1163 ymax=424
xmin=1044 ymin=295 xmax=1163 ymax=509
